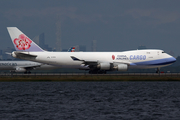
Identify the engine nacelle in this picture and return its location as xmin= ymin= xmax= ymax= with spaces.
xmin=117 ymin=64 xmax=128 ymax=71
xmin=15 ymin=67 xmax=26 ymax=72
xmin=98 ymin=63 xmax=111 ymax=70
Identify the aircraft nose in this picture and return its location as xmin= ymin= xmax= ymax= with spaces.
xmin=169 ymin=57 xmax=176 ymax=63
xmin=172 ymin=57 xmax=176 ymax=62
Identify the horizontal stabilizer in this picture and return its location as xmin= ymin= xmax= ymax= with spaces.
xmin=5 ymin=52 xmax=11 ymax=55
xmin=13 ymin=51 xmax=37 ymax=58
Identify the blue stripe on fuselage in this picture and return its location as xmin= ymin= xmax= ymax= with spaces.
xmin=130 ymin=57 xmax=176 ymax=66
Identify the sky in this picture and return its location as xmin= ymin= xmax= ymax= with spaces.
xmin=0 ymin=0 xmax=180 ymax=56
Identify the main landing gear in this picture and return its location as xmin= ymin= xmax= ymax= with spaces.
xmin=24 ymin=71 xmax=31 ymax=74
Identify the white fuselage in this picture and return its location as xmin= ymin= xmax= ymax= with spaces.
xmin=13 ymin=49 xmax=176 ymax=70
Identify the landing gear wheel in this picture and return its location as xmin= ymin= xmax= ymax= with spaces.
xmin=89 ymin=70 xmax=107 ymax=74
xmin=156 ymin=68 xmax=160 ymax=73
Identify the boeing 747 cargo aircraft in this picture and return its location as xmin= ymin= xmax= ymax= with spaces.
xmin=7 ymin=27 xmax=176 ymax=74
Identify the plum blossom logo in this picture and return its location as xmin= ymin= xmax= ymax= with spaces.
xmin=112 ymin=55 xmax=115 ymax=60
xmin=14 ymin=34 xmax=32 ymax=50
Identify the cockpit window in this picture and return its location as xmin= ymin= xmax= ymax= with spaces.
xmin=162 ymin=51 xmax=165 ymax=53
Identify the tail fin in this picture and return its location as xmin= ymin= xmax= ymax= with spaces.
xmin=67 ymin=47 xmax=75 ymax=52
xmin=7 ymin=27 xmax=44 ymax=52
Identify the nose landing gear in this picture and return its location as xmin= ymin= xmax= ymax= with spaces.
xmin=156 ymin=68 xmax=160 ymax=73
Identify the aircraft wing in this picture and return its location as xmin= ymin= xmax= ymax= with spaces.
xmin=71 ymin=56 xmax=98 ymax=68
xmin=71 ymin=56 xmax=131 ymax=69
xmin=14 ymin=62 xmax=44 ymax=72
xmin=18 ymin=64 xmax=42 ymax=69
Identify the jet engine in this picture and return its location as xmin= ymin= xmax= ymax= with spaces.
xmin=117 ymin=64 xmax=128 ymax=71
xmin=15 ymin=67 xmax=26 ymax=72
xmin=97 ymin=63 xmax=111 ymax=70
xmin=96 ymin=62 xmax=128 ymax=71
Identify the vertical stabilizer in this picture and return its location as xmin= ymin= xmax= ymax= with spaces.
xmin=7 ymin=27 xmax=44 ymax=52
xmin=67 ymin=47 xmax=75 ymax=52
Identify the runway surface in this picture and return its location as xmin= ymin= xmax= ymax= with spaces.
xmin=0 ymin=72 xmax=180 ymax=76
